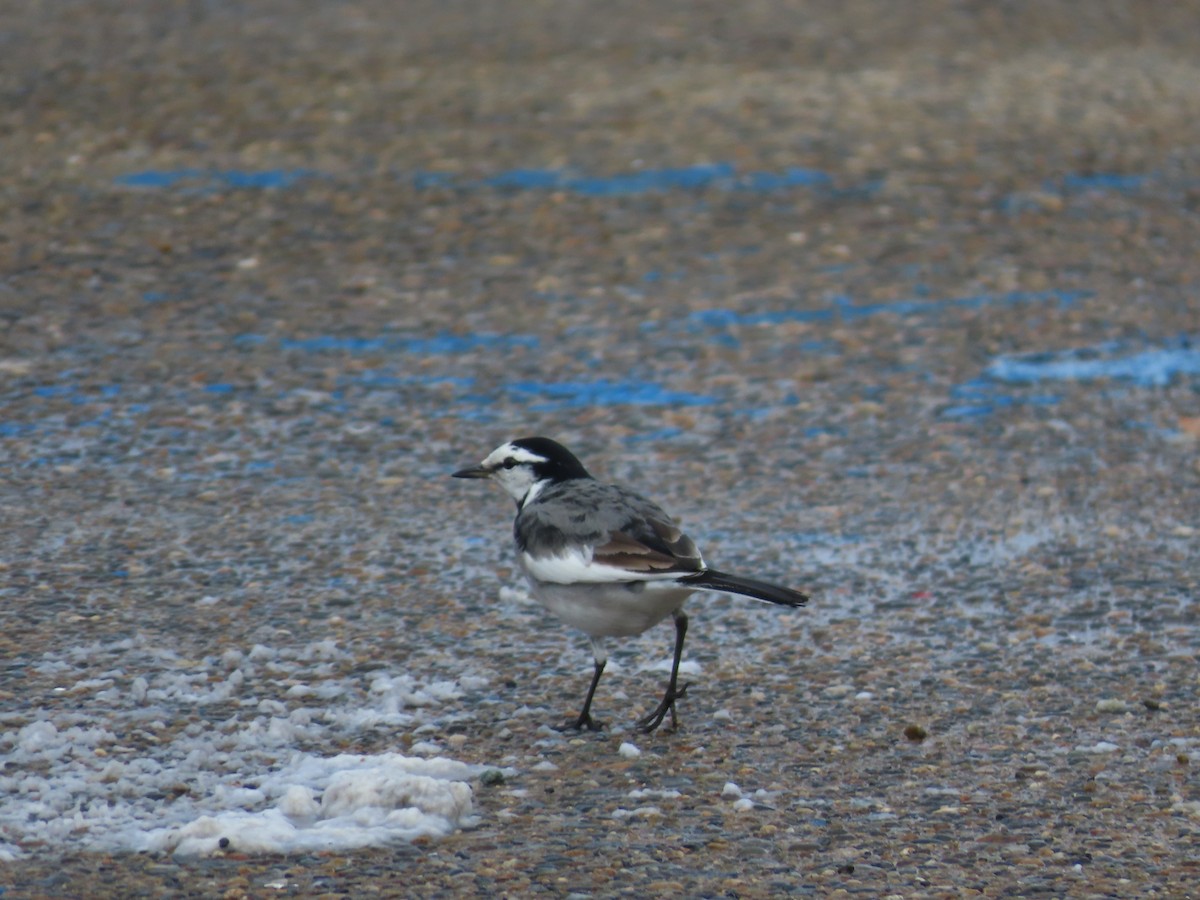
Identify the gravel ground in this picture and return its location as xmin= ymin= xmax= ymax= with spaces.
xmin=2 ymin=1 xmax=1199 ymax=896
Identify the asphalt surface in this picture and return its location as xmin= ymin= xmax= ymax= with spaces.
xmin=2 ymin=1 xmax=1199 ymax=896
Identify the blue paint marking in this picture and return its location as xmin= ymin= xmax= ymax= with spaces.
xmin=484 ymin=168 xmax=565 ymax=190
xmin=940 ymin=403 xmax=995 ymax=420
xmin=222 ymin=170 xmax=310 ymax=189
xmin=623 ymin=427 xmax=684 ymax=443
xmin=454 ymin=406 xmax=502 ymax=422
xmin=1057 ymin=173 xmax=1147 ymax=194
xmin=116 ymin=162 xmax=851 ymax=197
xmin=672 ymin=290 xmax=1088 ymax=334
xmin=740 ymin=167 xmax=833 ymax=191
xmin=941 ymin=377 xmax=1061 ymax=419
xmin=285 ymin=514 xmax=315 ymax=525
xmin=985 ymin=338 xmax=1200 ymax=388
xmin=116 ymin=168 xmax=203 ymax=188
xmin=33 ymin=385 xmax=74 ymax=398
xmin=204 ymin=383 xmax=235 ymax=394
xmin=239 ymin=332 xmax=540 ymax=355
xmin=115 ymin=168 xmax=315 ymax=190
xmin=567 ymin=164 xmax=736 ymax=196
xmin=415 ymin=163 xmax=839 ymax=196
xmin=1002 ymin=171 xmax=1150 ymax=212
xmin=506 ymin=379 xmax=718 ymax=409
xmin=945 ymin=337 xmax=1197 ymax=419
xmin=342 ymin=371 xmax=476 ymax=390
xmin=412 ymin=171 xmax=456 ymax=189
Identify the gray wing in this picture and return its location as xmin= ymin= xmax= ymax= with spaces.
xmin=515 ymin=480 xmax=704 ymax=575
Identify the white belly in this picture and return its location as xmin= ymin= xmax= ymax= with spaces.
xmin=526 ymin=577 xmax=692 ymax=638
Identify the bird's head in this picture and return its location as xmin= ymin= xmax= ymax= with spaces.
xmin=453 ymin=436 xmax=591 ymax=504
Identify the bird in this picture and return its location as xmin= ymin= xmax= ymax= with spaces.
xmin=453 ymin=436 xmax=809 ymax=733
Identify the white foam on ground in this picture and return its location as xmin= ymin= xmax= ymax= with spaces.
xmin=141 ymin=753 xmax=479 ymax=856
xmin=0 ymin=638 xmax=502 ymax=859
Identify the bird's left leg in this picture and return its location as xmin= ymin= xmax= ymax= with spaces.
xmin=636 ymin=609 xmax=689 ymax=733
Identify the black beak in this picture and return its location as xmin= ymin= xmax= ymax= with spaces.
xmin=452 ymin=464 xmax=492 ymax=479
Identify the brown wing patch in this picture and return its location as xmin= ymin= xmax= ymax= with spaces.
xmin=592 ymin=527 xmax=704 ymax=575
xmin=646 ymin=515 xmax=702 ymax=564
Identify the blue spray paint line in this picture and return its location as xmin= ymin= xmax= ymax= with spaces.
xmin=506 ymin=379 xmax=718 ymax=409
xmin=941 ymin=395 xmax=1061 ymax=420
xmin=623 ymin=427 xmax=685 ymax=443
xmin=944 ymin=337 xmax=1198 ymax=418
xmin=1000 ymin=172 xmax=1151 ymax=212
xmin=671 ymin=289 xmax=1089 ymax=333
xmin=412 ymin=172 xmax=456 ymax=189
xmin=739 ymin=168 xmax=834 ymax=192
xmin=234 ymin=332 xmax=538 ymax=354
xmin=1056 ymin=173 xmax=1147 ymax=194
xmin=116 ymin=168 xmax=205 ymax=188
xmin=340 ymin=371 xmax=476 ymax=390
xmin=940 ymin=377 xmax=1062 ymax=419
xmin=415 ymin=163 xmax=838 ymax=196
xmin=115 ymin=169 xmax=316 ymax=190
xmin=563 ymin=164 xmax=737 ymax=196
xmin=484 ymin=168 xmax=571 ymax=190
xmin=985 ymin=338 xmax=1200 ymax=388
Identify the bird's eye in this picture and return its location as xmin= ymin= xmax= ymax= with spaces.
xmin=502 ymin=457 xmax=518 ymax=469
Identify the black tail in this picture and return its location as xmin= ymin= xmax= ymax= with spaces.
xmin=682 ymin=569 xmax=809 ymax=607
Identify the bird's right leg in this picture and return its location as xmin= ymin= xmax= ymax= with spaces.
xmin=556 ymin=638 xmax=607 ymax=732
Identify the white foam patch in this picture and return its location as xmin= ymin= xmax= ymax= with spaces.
xmin=0 ymin=638 xmax=502 ymax=859
xmin=141 ymin=753 xmax=480 ymax=857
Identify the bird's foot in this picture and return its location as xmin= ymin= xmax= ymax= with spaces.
xmin=635 ymin=682 xmax=690 ymax=734
xmin=554 ymin=711 xmax=605 ymax=733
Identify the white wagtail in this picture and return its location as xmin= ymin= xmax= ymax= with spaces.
xmin=454 ymin=436 xmax=809 ymax=733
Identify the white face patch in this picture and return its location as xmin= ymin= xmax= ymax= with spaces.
xmin=482 ymin=442 xmax=547 ymax=469
xmin=481 ymin=442 xmax=547 ymax=503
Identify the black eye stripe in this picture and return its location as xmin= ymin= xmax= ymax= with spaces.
xmin=502 ymin=457 xmax=518 ymax=469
